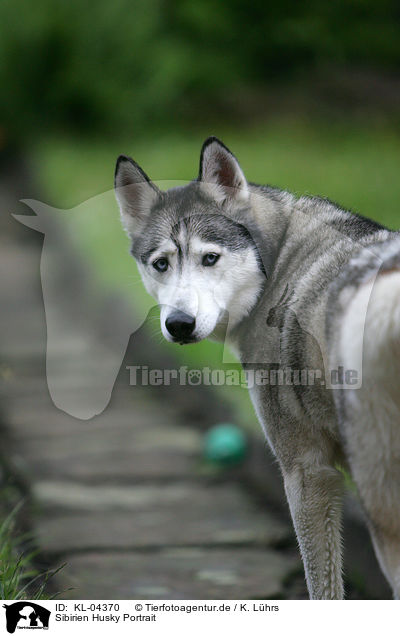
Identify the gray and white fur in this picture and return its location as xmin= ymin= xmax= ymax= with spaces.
xmin=114 ymin=136 xmax=400 ymax=599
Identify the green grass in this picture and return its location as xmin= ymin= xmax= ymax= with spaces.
xmin=30 ymin=118 xmax=400 ymax=428
xmin=33 ymin=118 xmax=400 ymax=228
xmin=0 ymin=499 xmax=61 ymax=600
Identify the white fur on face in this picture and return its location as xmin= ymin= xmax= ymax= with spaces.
xmin=138 ymin=234 xmax=264 ymax=342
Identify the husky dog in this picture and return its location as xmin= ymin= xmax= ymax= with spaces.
xmin=114 ymin=137 xmax=400 ymax=599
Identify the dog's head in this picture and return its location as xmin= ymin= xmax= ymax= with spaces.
xmin=114 ymin=137 xmax=266 ymax=344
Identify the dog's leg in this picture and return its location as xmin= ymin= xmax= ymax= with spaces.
xmin=339 ymin=404 xmax=400 ymax=598
xmin=282 ymin=458 xmax=344 ymax=599
xmin=340 ymin=406 xmax=400 ymax=599
xmin=342 ymin=412 xmax=400 ymax=598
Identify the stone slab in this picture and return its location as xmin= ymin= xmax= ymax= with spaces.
xmin=9 ymin=411 xmax=203 ymax=481
xmin=55 ymin=547 xmax=299 ymax=599
xmin=33 ymin=482 xmax=291 ymax=552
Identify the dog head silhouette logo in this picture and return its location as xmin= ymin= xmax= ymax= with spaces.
xmin=3 ymin=602 xmax=50 ymax=633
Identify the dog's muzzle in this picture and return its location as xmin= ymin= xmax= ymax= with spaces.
xmin=165 ymin=310 xmax=196 ymax=343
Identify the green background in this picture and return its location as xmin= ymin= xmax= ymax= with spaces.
xmin=2 ymin=0 xmax=400 ymax=422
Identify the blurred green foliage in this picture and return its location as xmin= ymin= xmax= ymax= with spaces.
xmin=1 ymin=0 xmax=399 ymax=141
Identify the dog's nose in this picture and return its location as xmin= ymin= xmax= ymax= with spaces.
xmin=165 ymin=311 xmax=196 ymax=340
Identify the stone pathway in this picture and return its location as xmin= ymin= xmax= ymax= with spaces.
xmin=6 ymin=377 xmax=299 ymax=599
xmin=0 ymin=170 xmax=303 ymax=600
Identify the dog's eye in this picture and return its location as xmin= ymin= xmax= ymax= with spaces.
xmin=202 ymin=253 xmax=220 ymax=267
xmin=153 ymin=258 xmax=169 ymax=273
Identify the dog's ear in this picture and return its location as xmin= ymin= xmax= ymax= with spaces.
xmin=114 ymin=155 xmax=161 ymax=236
xmin=198 ymin=137 xmax=249 ymax=204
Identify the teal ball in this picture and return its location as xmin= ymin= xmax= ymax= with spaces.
xmin=204 ymin=424 xmax=247 ymax=465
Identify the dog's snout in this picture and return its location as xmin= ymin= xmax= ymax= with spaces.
xmin=165 ymin=311 xmax=195 ymax=341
